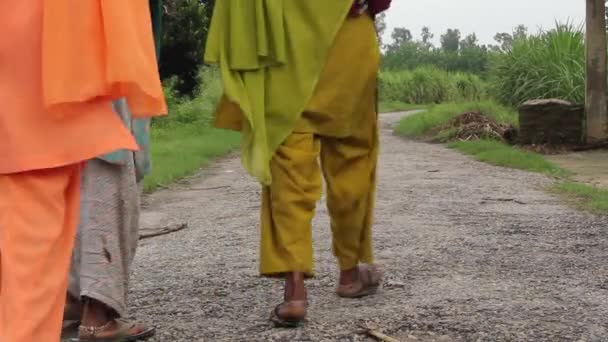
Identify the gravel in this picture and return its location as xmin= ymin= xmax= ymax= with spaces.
xmin=126 ymin=112 xmax=608 ymax=341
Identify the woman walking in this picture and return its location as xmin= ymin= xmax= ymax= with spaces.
xmin=0 ymin=1 xmax=165 ymax=341
xmin=205 ymin=0 xmax=392 ymax=326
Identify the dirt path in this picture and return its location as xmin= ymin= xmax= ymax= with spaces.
xmin=547 ymin=151 xmax=608 ymax=190
xmin=131 ymin=112 xmax=608 ymax=342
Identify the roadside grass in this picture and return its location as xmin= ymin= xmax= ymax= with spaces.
xmin=144 ymin=125 xmax=240 ymax=192
xmin=447 ymin=140 xmax=568 ymax=177
xmin=552 ymin=182 xmax=608 ymax=214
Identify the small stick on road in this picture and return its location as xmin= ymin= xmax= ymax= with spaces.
xmin=358 ymin=323 xmax=401 ymax=342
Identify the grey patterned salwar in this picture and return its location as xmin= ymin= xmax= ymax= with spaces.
xmin=68 ymin=99 xmax=148 ymax=317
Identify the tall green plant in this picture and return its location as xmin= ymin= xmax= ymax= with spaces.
xmin=489 ymin=22 xmax=585 ymax=106
xmin=379 ymin=67 xmax=486 ymax=104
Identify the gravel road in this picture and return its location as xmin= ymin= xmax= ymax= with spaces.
xmin=127 ymin=112 xmax=608 ymax=342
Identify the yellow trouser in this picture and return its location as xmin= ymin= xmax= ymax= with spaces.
xmin=259 ymin=118 xmax=378 ymax=276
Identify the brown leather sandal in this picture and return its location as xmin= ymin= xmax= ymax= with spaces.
xmin=270 ymin=273 xmax=308 ymax=328
xmin=71 ymin=318 xmax=155 ymax=342
xmin=336 ymin=264 xmax=383 ymax=298
xmin=269 ymin=300 xmax=308 ymax=328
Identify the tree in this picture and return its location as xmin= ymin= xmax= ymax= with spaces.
xmin=493 ymin=32 xmax=513 ymax=51
xmin=391 ymin=27 xmax=413 ymax=47
xmin=513 ymin=25 xmax=528 ymax=41
xmin=160 ymin=0 xmax=214 ymax=96
xmin=382 ymin=26 xmax=489 ymax=74
xmin=493 ymin=25 xmax=527 ymax=52
xmin=440 ymin=29 xmax=461 ymax=53
xmin=375 ymin=13 xmax=387 ymax=48
xmin=459 ymin=33 xmax=479 ymax=50
xmin=421 ymin=26 xmax=434 ymax=49
xmin=458 ymin=37 xmax=488 ymax=74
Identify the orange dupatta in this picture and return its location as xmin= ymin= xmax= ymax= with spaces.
xmin=41 ymin=0 xmax=167 ymax=118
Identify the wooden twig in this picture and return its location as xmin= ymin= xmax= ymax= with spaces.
xmin=156 ymin=183 xmax=171 ymax=190
xmin=358 ymin=323 xmax=401 ymax=342
xmin=363 ymin=329 xmax=401 ymax=342
xmin=139 ymin=223 xmax=188 ymax=240
xmin=185 ymin=186 xmax=230 ymax=191
xmin=481 ymin=197 xmax=527 ymax=205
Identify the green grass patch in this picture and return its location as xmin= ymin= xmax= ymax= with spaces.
xmin=143 ymin=66 xmax=243 ymax=191
xmin=395 ymin=101 xmax=517 ymax=139
xmin=144 ymin=125 xmax=240 ymax=191
xmin=553 ymin=182 xmax=608 ymax=214
xmin=379 ymin=101 xmax=428 ymax=113
xmin=448 ymin=140 xmax=568 ymax=177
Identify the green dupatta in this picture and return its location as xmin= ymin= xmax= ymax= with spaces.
xmin=205 ymin=0 xmax=352 ymax=185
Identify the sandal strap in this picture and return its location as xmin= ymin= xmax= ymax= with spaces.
xmin=360 ymin=264 xmax=382 ymax=287
xmin=336 ymin=264 xmax=383 ymax=297
xmin=78 ymin=318 xmax=138 ymax=338
xmin=78 ymin=321 xmax=113 ymax=337
xmin=273 ymin=300 xmax=308 ymax=321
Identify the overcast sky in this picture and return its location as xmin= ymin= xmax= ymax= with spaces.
xmin=384 ymin=0 xmax=585 ymax=46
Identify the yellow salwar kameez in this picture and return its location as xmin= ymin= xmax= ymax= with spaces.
xmin=211 ymin=11 xmax=381 ymax=277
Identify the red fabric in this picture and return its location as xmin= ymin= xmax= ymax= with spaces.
xmin=368 ymin=0 xmax=392 ymax=15
xmin=350 ymin=0 xmax=392 ymax=17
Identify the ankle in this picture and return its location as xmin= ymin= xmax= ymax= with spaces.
xmin=339 ymin=266 xmax=359 ymax=285
xmin=81 ymin=297 xmax=114 ymax=327
xmin=285 ymin=272 xmax=307 ymax=301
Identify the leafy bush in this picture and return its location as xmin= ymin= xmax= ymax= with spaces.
xmin=155 ymin=67 xmax=222 ymax=127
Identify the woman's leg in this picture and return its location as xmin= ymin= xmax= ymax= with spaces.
xmin=0 ymin=165 xmax=81 ymax=342
xmin=70 ymin=158 xmax=152 ymax=339
xmin=259 ymin=133 xmax=323 ymax=325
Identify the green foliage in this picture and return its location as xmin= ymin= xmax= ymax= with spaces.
xmin=155 ymin=67 xmax=222 ymax=127
xmin=390 ymin=28 xmax=413 ymax=48
xmin=394 ymin=101 xmax=518 ymax=138
xmin=383 ymin=27 xmax=490 ymax=75
xmin=379 ymin=67 xmax=486 ymax=105
xmin=383 ymin=42 xmax=490 ymax=75
xmin=160 ymin=0 xmax=214 ymax=96
xmin=489 ymin=22 xmax=585 ymax=106
xmin=440 ymin=29 xmax=461 ymax=53
xmin=146 ymin=66 xmax=241 ymax=191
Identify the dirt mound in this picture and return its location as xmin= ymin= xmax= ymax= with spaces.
xmin=438 ymin=111 xmax=517 ymax=143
